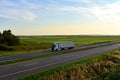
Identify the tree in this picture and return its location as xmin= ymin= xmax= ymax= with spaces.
xmin=0 ymin=32 xmax=5 ymax=44
xmin=2 ymin=30 xmax=20 ymax=46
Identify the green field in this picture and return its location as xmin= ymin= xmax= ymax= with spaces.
xmin=20 ymin=36 xmax=120 ymax=50
xmin=1 ymin=36 xmax=120 ymax=56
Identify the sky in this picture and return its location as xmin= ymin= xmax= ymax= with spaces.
xmin=0 ymin=0 xmax=120 ymax=35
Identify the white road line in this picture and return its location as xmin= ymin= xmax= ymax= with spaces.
xmin=23 ymin=63 xmax=38 ymax=66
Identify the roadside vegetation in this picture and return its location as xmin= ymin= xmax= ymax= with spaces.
xmin=1 ymin=35 xmax=120 ymax=56
xmin=103 ymin=66 xmax=120 ymax=80
xmin=18 ymin=49 xmax=120 ymax=80
xmin=0 ymin=30 xmax=19 ymax=51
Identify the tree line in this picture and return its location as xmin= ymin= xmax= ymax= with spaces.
xmin=0 ymin=30 xmax=19 ymax=46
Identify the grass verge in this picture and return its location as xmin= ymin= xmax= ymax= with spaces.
xmin=17 ymin=48 xmax=120 ymax=80
xmin=0 ymin=49 xmax=47 ymax=57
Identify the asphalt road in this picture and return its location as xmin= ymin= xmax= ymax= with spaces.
xmin=0 ymin=43 xmax=120 ymax=80
xmin=0 ymin=41 xmax=119 ymax=62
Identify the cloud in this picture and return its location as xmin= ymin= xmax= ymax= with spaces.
xmin=70 ymin=0 xmax=91 ymax=3
xmin=1 ymin=0 xmax=120 ymax=24
xmin=47 ymin=5 xmax=88 ymax=12
xmin=0 ymin=0 xmax=38 ymax=21
xmin=89 ymin=0 xmax=120 ymax=23
xmin=47 ymin=0 xmax=120 ymax=24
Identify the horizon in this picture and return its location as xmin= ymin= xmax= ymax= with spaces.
xmin=1 ymin=0 xmax=120 ymax=35
xmin=17 ymin=34 xmax=120 ymax=36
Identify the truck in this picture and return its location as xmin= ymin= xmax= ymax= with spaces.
xmin=51 ymin=41 xmax=75 ymax=51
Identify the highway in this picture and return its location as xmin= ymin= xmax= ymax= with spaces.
xmin=0 ymin=43 xmax=120 ymax=80
xmin=0 ymin=41 xmax=118 ymax=62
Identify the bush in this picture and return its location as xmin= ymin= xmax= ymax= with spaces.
xmin=0 ymin=44 xmax=13 ymax=51
xmin=0 ymin=32 xmax=5 ymax=44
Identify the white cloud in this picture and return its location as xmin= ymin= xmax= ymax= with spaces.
xmin=48 ymin=0 xmax=120 ymax=24
xmin=51 ymin=6 xmax=88 ymax=12
xmin=70 ymin=0 xmax=91 ymax=3
xmin=22 ymin=11 xmax=37 ymax=21
xmin=0 ymin=0 xmax=38 ymax=21
xmin=1 ymin=0 xmax=120 ymax=24
xmin=89 ymin=1 xmax=120 ymax=23
xmin=0 ymin=13 xmax=13 ymax=19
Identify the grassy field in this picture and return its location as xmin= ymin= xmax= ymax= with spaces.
xmin=16 ymin=36 xmax=120 ymax=50
xmin=1 ymin=36 xmax=120 ymax=56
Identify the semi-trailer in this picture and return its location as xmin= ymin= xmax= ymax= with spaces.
xmin=51 ymin=41 xmax=75 ymax=51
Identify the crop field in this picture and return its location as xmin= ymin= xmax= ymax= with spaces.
xmin=20 ymin=36 xmax=120 ymax=49
xmin=19 ymin=36 xmax=120 ymax=51
xmin=1 ymin=36 xmax=120 ymax=56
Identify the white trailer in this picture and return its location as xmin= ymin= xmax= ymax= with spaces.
xmin=51 ymin=42 xmax=75 ymax=51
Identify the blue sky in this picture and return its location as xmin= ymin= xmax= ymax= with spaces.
xmin=0 ymin=0 xmax=120 ymax=35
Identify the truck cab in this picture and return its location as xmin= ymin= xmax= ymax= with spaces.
xmin=51 ymin=43 xmax=59 ymax=51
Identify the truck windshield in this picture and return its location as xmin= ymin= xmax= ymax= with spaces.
xmin=51 ymin=44 xmax=56 ymax=48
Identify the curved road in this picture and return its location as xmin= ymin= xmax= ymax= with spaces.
xmin=0 ymin=42 xmax=118 ymax=62
xmin=0 ymin=43 xmax=120 ymax=80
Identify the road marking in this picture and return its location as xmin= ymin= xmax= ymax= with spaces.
xmin=23 ymin=63 xmax=38 ymax=66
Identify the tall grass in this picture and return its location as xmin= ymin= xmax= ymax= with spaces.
xmin=103 ymin=66 xmax=120 ymax=80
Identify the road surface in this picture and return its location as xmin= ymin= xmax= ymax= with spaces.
xmin=0 ymin=43 xmax=120 ymax=80
xmin=0 ymin=42 xmax=118 ymax=62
